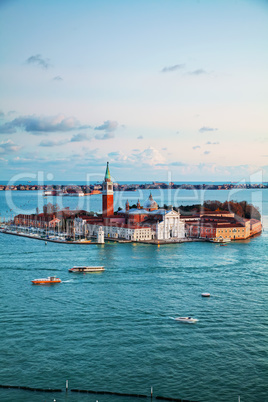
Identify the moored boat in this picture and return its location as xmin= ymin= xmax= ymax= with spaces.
xmin=69 ymin=266 xmax=105 ymax=273
xmin=209 ymin=237 xmax=231 ymax=243
xmin=32 ymin=276 xmax=61 ymax=285
xmin=72 ymin=239 xmax=92 ymax=243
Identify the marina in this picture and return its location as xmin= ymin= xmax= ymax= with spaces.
xmin=0 ymin=226 xmax=207 ymax=244
xmin=0 ymin=229 xmax=100 ymax=244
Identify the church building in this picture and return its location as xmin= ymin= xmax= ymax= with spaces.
xmin=74 ymin=162 xmax=185 ymax=242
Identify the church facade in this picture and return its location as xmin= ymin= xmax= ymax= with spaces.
xmin=74 ymin=163 xmax=185 ymax=242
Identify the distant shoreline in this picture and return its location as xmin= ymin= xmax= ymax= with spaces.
xmin=0 ymin=182 xmax=267 ymax=192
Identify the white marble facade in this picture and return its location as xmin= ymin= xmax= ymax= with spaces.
xmin=156 ymin=210 xmax=185 ymax=240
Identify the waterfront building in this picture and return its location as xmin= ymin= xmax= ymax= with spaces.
xmin=73 ymin=162 xmax=186 ymax=242
xmin=14 ymin=205 xmax=93 ymax=235
xmin=84 ymin=221 xmax=152 ymax=241
xmin=183 ymin=213 xmax=261 ymax=240
xmin=155 ymin=209 xmax=185 ymax=240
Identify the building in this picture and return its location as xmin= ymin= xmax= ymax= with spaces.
xmin=74 ymin=162 xmax=185 ymax=242
xmin=102 ymin=162 xmax=114 ymax=217
xmin=183 ymin=212 xmax=261 ymax=240
xmin=14 ymin=203 xmax=93 ymax=235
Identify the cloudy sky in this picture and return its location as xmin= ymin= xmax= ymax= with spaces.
xmin=0 ymin=0 xmax=268 ymax=182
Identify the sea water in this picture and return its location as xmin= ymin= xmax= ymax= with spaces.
xmin=0 ymin=190 xmax=267 ymax=402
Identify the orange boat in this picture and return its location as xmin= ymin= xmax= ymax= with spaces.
xmin=31 ymin=276 xmax=61 ymax=285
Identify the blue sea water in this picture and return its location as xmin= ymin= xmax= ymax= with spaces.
xmin=0 ymin=187 xmax=266 ymax=218
xmin=0 ymin=190 xmax=267 ymax=402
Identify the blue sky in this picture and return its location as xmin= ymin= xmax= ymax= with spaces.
xmin=0 ymin=0 xmax=268 ymax=182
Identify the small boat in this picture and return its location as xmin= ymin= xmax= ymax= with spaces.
xmin=175 ymin=317 xmax=198 ymax=323
xmin=68 ymin=266 xmax=105 ymax=273
xmin=72 ymin=239 xmax=92 ymax=243
xmin=209 ymin=237 xmax=231 ymax=243
xmin=201 ymin=293 xmax=210 ymax=297
xmin=32 ymin=276 xmax=61 ymax=285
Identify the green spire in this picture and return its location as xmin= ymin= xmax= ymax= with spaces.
xmin=104 ymin=162 xmax=111 ymax=181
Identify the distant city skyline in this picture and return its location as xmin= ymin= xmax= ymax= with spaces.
xmin=0 ymin=0 xmax=268 ymax=182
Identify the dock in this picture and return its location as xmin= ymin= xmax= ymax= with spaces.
xmin=0 ymin=230 xmax=99 ymax=244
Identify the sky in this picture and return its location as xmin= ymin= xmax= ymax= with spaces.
xmin=0 ymin=0 xmax=268 ymax=183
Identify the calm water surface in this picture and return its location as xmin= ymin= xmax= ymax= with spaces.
xmin=0 ymin=190 xmax=267 ymax=402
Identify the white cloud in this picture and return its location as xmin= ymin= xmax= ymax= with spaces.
xmin=108 ymin=151 xmax=128 ymax=162
xmin=0 ymin=114 xmax=90 ymax=135
xmin=199 ymin=126 xmax=218 ymax=133
xmin=94 ymin=120 xmax=119 ymax=132
xmin=0 ymin=140 xmax=22 ymax=153
xmin=95 ymin=132 xmax=115 ymax=140
xmin=39 ymin=139 xmax=68 ymax=147
xmin=135 ymin=147 xmax=165 ymax=166
xmin=70 ymin=133 xmax=91 ymax=142
xmin=94 ymin=120 xmax=120 ymax=140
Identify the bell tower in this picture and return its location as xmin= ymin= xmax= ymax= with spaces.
xmin=102 ymin=162 xmax=114 ymax=217
xmin=126 ymin=200 xmax=129 ymax=212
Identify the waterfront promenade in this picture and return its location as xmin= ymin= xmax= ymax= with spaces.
xmin=0 ymin=227 xmax=206 ymax=244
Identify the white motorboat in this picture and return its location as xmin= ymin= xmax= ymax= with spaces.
xmin=69 ymin=266 xmax=105 ymax=273
xmin=201 ymin=293 xmax=211 ymax=297
xmin=175 ymin=317 xmax=198 ymax=323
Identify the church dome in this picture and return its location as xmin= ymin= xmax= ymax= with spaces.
xmin=143 ymin=193 xmax=158 ymax=211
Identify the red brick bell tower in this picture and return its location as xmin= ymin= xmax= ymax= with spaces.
xmin=102 ymin=162 xmax=114 ymax=217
